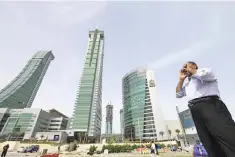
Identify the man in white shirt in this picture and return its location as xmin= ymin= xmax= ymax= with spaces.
xmin=176 ymin=61 xmax=235 ymax=157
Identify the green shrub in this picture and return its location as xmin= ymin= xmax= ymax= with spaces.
xmin=89 ymin=145 xmax=97 ymax=153
xmin=67 ymin=142 xmax=77 ymax=152
xmin=146 ymin=143 xmax=151 ymax=148
xmin=160 ymin=143 xmax=166 ymax=148
xmin=101 ymin=144 xmax=137 ymax=153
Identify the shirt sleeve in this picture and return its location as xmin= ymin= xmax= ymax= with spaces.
xmin=192 ymin=68 xmax=217 ymax=82
xmin=176 ymin=86 xmax=186 ymax=98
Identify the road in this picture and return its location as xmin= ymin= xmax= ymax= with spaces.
xmin=5 ymin=152 xmax=192 ymax=157
xmin=6 ymin=152 xmax=38 ymax=157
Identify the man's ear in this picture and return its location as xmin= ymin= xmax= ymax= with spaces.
xmin=193 ymin=64 xmax=198 ymax=69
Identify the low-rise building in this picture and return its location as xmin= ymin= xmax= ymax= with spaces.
xmin=47 ymin=109 xmax=68 ymax=131
xmin=0 ymin=108 xmax=68 ymax=141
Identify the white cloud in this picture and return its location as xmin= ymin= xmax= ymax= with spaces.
xmin=46 ymin=2 xmax=108 ymax=28
xmin=0 ymin=2 xmax=108 ymax=119
xmin=0 ymin=2 xmax=108 ymax=29
xmin=147 ymin=38 xmax=215 ymax=70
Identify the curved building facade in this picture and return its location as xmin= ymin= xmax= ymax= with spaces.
xmin=122 ymin=68 xmax=168 ymax=141
xmin=0 ymin=51 xmax=54 ymax=109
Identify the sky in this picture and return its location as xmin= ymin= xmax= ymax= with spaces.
xmin=0 ymin=1 xmax=234 ymax=134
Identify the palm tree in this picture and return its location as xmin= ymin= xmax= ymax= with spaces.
xmin=77 ymin=132 xmax=82 ymax=143
xmin=168 ymin=130 xmax=172 ymax=140
xmin=81 ymin=132 xmax=85 ymax=143
xmin=40 ymin=134 xmax=44 ymax=140
xmin=175 ymin=129 xmax=180 ymax=135
xmin=84 ymin=132 xmax=88 ymax=143
xmin=80 ymin=132 xmax=88 ymax=143
xmin=159 ymin=131 xmax=164 ymax=140
xmin=175 ymin=129 xmax=180 ymax=140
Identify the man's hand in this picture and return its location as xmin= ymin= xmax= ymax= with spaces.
xmin=176 ymin=69 xmax=186 ymax=96
xmin=179 ymin=69 xmax=187 ymax=80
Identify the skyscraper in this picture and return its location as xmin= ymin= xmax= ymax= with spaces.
xmin=70 ymin=29 xmax=104 ymax=140
xmin=105 ymin=102 xmax=113 ymax=135
xmin=0 ymin=51 xmax=54 ymax=109
xmin=122 ymin=68 xmax=168 ymax=141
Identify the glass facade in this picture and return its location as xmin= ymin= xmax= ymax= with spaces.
xmin=122 ymin=70 xmax=146 ymax=140
xmin=123 ymin=69 xmax=159 ymax=141
xmin=70 ymin=29 xmax=104 ymax=137
xmin=2 ymin=113 xmax=36 ymax=134
xmin=0 ymin=113 xmax=10 ymax=132
xmin=0 ymin=51 xmax=54 ymax=109
xmin=105 ymin=104 xmax=113 ymax=134
xmin=178 ymin=109 xmax=195 ymax=129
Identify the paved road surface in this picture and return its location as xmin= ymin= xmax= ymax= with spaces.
xmin=5 ymin=152 xmax=192 ymax=157
xmin=6 ymin=152 xmax=38 ymax=157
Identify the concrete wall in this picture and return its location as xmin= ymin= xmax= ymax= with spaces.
xmin=146 ymin=70 xmax=168 ymax=140
xmin=35 ymin=131 xmax=67 ymax=144
xmin=24 ymin=109 xmax=51 ymax=140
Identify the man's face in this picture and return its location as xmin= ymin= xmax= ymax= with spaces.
xmin=183 ymin=63 xmax=196 ymax=76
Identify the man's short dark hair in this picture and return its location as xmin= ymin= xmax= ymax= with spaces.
xmin=188 ymin=61 xmax=198 ymax=69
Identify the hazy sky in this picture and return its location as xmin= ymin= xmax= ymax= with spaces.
xmin=0 ymin=1 xmax=234 ymax=134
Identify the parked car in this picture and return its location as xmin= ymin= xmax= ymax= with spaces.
xmin=23 ymin=145 xmax=39 ymax=153
xmin=193 ymin=143 xmax=208 ymax=157
xmin=169 ymin=145 xmax=177 ymax=151
xmin=17 ymin=147 xmax=25 ymax=153
xmin=177 ymin=146 xmax=182 ymax=152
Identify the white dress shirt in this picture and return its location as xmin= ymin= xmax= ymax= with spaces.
xmin=176 ymin=68 xmax=220 ymax=101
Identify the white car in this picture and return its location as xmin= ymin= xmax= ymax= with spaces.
xmin=17 ymin=147 xmax=25 ymax=153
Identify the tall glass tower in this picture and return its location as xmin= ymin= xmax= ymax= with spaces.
xmin=105 ymin=103 xmax=113 ymax=135
xmin=70 ymin=29 xmax=104 ymax=140
xmin=0 ymin=51 xmax=54 ymax=109
xmin=122 ymin=68 xmax=168 ymax=141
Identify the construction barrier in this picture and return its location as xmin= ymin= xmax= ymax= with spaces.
xmin=136 ymin=148 xmax=150 ymax=154
xmin=40 ymin=153 xmax=59 ymax=157
xmin=136 ymin=147 xmax=145 ymax=152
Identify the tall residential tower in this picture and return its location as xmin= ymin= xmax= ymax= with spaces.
xmin=0 ymin=51 xmax=54 ymax=109
xmin=70 ymin=29 xmax=104 ymax=141
xmin=122 ymin=68 xmax=168 ymax=141
xmin=105 ymin=102 xmax=113 ymax=135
